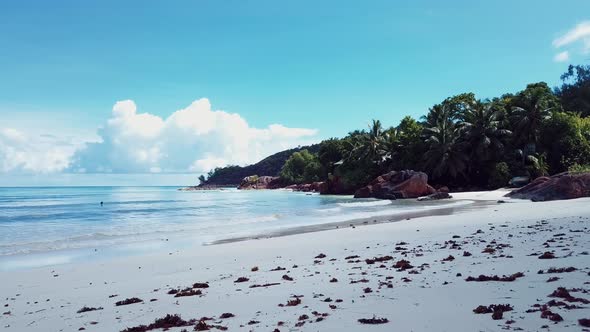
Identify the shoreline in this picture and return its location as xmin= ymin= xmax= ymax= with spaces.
xmin=2 ymin=192 xmax=589 ymax=331
xmin=209 ymin=198 xmax=492 ymax=245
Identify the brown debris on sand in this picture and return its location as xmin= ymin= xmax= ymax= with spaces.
xmin=194 ymin=320 xmax=209 ymax=331
xmin=315 ymin=253 xmax=327 ymax=259
xmin=120 ymin=314 xmax=193 ymax=332
xmin=251 ymin=266 xmax=259 ymax=272
xmin=345 ymin=255 xmax=360 ymax=260
xmin=282 ymin=274 xmax=293 ymax=281
xmin=194 ymin=319 xmax=228 ymax=331
xmin=482 ymin=247 xmax=496 ymax=254
xmin=192 ymin=282 xmax=209 ymax=288
xmin=442 ymin=255 xmax=455 ymax=262
xmin=77 ymin=306 xmax=103 ymax=314
xmin=174 ymin=288 xmax=202 ymax=298
xmin=358 ymin=316 xmax=389 ymax=324
xmin=270 ymin=266 xmax=286 ymax=271
xmin=249 ymin=283 xmax=281 ymax=288
xmin=365 ymin=255 xmax=393 ymax=264
xmin=287 ymin=297 xmax=302 ymax=306
xmin=538 ymin=267 xmax=577 ymax=274
xmin=350 ymin=278 xmax=369 ymax=284
xmin=329 ymin=278 xmax=338 ymax=283
xmin=540 ymin=308 xmax=563 ymax=322
xmin=393 ymin=259 xmax=413 ymax=271
xmin=465 ymin=272 xmax=524 ymax=282
xmin=473 ymin=304 xmax=513 ymax=320
xmin=579 ymin=318 xmax=590 ymax=327
xmin=234 ymin=277 xmax=249 ymax=283
xmin=115 ymin=297 xmax=143 ymax=306
xmin=548 ymin=287 xmax=590 ymax=304
xmin=219 ymin=313 xmax=235 ymax=319
xmin=538 ymin=252 xmax=556 ymax=259
xmin=278 ymin=295 xmax=303 ymax=307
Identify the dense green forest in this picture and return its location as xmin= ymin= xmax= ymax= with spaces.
xmin=203 ymin=64 xmax=590 ymax=190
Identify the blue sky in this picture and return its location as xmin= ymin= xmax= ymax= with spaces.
xmin=0 ymin=0 xmax=589 ymax=185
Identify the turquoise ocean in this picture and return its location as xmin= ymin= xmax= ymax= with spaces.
xmin=0 ymin=187 xmax=471 ymax=270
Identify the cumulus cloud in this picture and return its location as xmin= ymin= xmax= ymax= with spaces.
xmin=553 ymin=50 xmax=570 ymax=63
xmin=0 ymin=128 xmax=80 ymax=173
xmin=69 ymin=98 xmax=319 ymax=173
xmin=553 ymin=21 xmax=590 ymax=60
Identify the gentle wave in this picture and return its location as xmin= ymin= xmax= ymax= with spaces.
xmin=337 ymin=200 xmax=393 ymax=208
xmin=316 ymin=207 xmax=343 ymax=213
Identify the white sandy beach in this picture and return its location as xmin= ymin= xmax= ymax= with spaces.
xmin=1 ymin=190 xmax=589 ymax=332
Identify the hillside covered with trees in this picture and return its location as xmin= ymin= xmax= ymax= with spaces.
xmin=200 ymin=144 xmax=320 ymax=186
xmin=202 ymin=64 xmax=590 ymax=191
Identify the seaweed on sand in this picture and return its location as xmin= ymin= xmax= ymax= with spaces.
xmin=115 ymin=297 xmax=143 ymax=306
xmin=358 ymin=316 xmax=389 ymax=324
xmin=77 ymin=306 xmax=103 ymax=314
xmin=465 ymin=272 xmax=524 ymax=282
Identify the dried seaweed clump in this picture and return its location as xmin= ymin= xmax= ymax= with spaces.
xmin=538 ymin=267 xmax=577 ymax=274
xmin=465 ymin=272 xmax=524 ymax=282
xmin=77 ymin=306 xmax=103 ymax=314
xmin=120 ymin=314 xmax=194 ymax=332
xmin=358 ymin=316 xmax=389 ymax=324
xmin=548 ymin=287 xmax=590 ymax=304
xmin=473 ymin=304 xmax=513 ymax=320
xmin=365 ymin=256 xmax=393 ymax=264
xmin=393 ymin=260 xmax=413 ymax=271
xmin=115 ymin=297 xmax=143 ymax=306
xmin=538 ymin=252 xmax=556 ymax=259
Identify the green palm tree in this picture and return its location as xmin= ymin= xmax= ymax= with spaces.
xmin=510 ymin=84 xmax=556 ymax=151
xmin=423 ymin=117 xmax=468 ymax=180
xmin=383 ymin=127 xmax=401 ymax=159
xmin=460 ymin=101 xmax=511 ymax=162
xmin=350 ymin=120 xmax=388 ymax=165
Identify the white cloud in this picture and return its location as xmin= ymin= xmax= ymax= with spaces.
xmin=553 ymin=21 xmax=590 ymax=57
xmin=0 ymin=98 xmax=319 ymax=175
xmin=68 ymin=98 xmax=318 ymax=173
xmin=189 ymin=156 xmax=228 ymax=172
xmin=553 ymin=21 xmax=590 ymax=48
xmin=0 ymin=128 xmax=80 ymax=173
xmin=553 ymin=50 xmax=570 ymax=63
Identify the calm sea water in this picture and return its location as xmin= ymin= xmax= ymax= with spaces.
xmin=0 ymin=187 xmax=471 ymax=270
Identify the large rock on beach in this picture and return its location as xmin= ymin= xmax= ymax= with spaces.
xmin=354 ymin=170 xmax=436 ymax=199
xmin=238 ymin=175 xmax=283 ymax=190
xmin=285 ymin=182 xmax=323 ymax=192
xmin=319 ymin=176 xmax=354 ymax=195
xmin=505 ymin=171 xmax=590 ymax=201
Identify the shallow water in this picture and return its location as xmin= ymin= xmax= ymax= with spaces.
xmin=0 ymin=186 xmax=473 ymax=269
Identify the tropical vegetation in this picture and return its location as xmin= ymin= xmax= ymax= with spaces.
xmin=203 ymin=64 xmax=590 ymax=190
